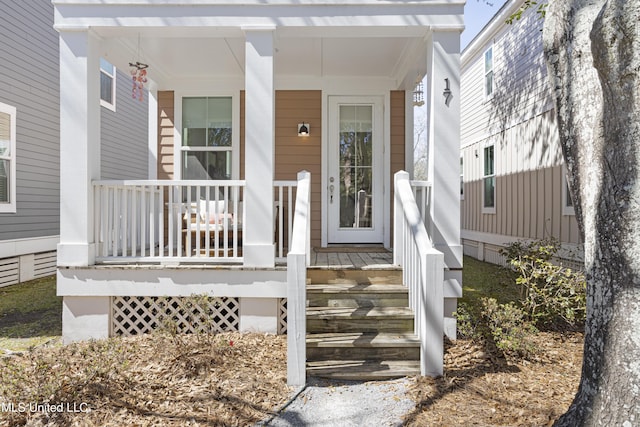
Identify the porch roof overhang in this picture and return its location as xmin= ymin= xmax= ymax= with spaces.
xmin=53 ymin=0 xmax=465 ymax=90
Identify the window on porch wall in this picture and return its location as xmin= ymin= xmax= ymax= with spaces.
xmin=182 ymin=96 xmax=232 ymax=180
xmin=100 ymin=58 xmax=116 ymax=111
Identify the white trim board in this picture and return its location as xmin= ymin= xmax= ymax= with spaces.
xmin=57 ymin=267 xmax=287 ymax=297
xmin=0 ymin=236 xmax=59 ymax=259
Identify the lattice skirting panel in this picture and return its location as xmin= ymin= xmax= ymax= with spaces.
xmin=112 ymin=296 xmax=240 ymax=336
xmin=278 ymin=298 xmax=287 ymax=335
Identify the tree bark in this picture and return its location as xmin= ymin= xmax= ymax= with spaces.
xmin=544 ymin=0 xmax=640 ymax=425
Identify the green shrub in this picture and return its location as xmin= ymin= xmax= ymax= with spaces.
xmin=453 ymin=302 xmax=481 ymax=340
xmin=500 ymin=238 xmax=586 ymax=328
xmin=480 ymin=297 xmax=538 ymax=359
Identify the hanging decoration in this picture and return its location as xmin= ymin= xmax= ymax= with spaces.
xmin=129 ymin=61 xmax=148 ymax=102
xmin=129 ymin=33 xmax=148 ymax=102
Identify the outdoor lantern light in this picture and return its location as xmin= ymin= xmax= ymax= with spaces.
xmin=443 ymin=78 xmax=452 ymax=106
xmin=298 ymin=123 xmax=309 ymax=136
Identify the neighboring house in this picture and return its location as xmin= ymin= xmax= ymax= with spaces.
xmin=460 ymin=0 xmax=582 ymax=268
xmin=53 ymin=0 xmax=464 ymax=384
xmin=0 ymin=0 xmax=59 ymax=286
xmin=0 ymin=0 xmax=148 ymax=288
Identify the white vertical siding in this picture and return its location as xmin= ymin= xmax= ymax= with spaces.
xmin=460 ymin=1 xmax=580 ymax=247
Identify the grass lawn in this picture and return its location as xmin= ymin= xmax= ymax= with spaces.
xmin=461 ymin=255 xmax=520 ymax=306
xmin=0 ymin=276 xmax=61 ymax=352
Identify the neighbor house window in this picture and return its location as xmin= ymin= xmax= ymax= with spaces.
xmin=484 ymin=46 xmax=494 ymax=98
xmin=0 ymin=102 xmax=16 ymax=213
xmin=563 ymin=164 xmax=575 ymax=216
xmin=483 ymin=145 xmax=495 ymax=212
xmin=100 ymin=58 xmax=116 ymax=111
xmin=181 ymin=97 xmax=233 ymax=180
xmin=460 ymin=155 xmax=464 ymax=200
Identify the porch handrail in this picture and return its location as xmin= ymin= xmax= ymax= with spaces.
xmin=393 ymin=171 xmax=444 ymax=376
xmin=286 ymin=170 xmax=311 ymax=387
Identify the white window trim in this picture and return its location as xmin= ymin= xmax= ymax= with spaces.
xmin=174 ymin=92 xmax=240 ymax=181
xmin=0 ymin=102 xmax=17 ymax=213
xmin=562 ymin=163 xmax=575 ymax=216
xmin=482 ymin=144 xmax=496 ymax=214
xmin=100 ymin=59 xmax=116 ymax=112
xmin=483 ymin=45 xmax=494 ymax=100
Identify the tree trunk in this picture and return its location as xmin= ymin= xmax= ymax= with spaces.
xmin=543 ymin=0 xmax=640 ymax=425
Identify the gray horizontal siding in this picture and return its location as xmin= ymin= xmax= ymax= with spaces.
xmin=101 ymin=69 xmax=149 ymax=180
xmin=461 ymin=6 xmax=551 ymax=147
xmin=0 ymin=0 xmax=60 ymax=240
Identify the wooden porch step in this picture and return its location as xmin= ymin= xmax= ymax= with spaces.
xmin=307 ymin=268 xmax=402 ymax=286
xmin=305 ymin=267 xmax=418 ymax=380
xmin=307 ymin=306 xmax=414 ymax=333
xmin=306 ymin=332 xmax=420 ymax=361
xmin=307 ymin=283 xmax=408 ymax=308
xmin=307 ymin=359 xmax=421 ymax=381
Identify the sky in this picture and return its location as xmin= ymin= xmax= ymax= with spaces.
xmin=461 ymin=0 xmax=510 ymax=50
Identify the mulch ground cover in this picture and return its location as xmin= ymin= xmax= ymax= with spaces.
xmin=0 ymin=332 xmax=289 ymax=427
xmin=1 ymin=330 xmax=582 ymax=426
xmin=405 ymin=331 xmax=583 ymax=426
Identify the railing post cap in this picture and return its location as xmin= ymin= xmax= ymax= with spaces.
xmin=395 ymin=170 xmax=410 ymax=180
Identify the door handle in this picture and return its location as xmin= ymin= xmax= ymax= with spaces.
xmin=329 ymin=184 xmax=335 ymax=203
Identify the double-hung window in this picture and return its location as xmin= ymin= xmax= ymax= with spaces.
xmin=483 ymin=145 xmax=495 ymax=212
xmin=0 ymin=102 xmax=16 ymax=213
xmin=181 ymin=97 xmax=233 ymax=180
xmin=100 ymin=58 xmax=116 ymax=111
xmin=563 ymin=164 xmax=575 ymax=216
xmin=484 ymin=46 xmax=494 ymax=98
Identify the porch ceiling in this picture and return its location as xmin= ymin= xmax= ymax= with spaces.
xmin=99 ymin=31 xmax=426 ymax=87
xmin=56 ymin=0 xmax=464 ymax=88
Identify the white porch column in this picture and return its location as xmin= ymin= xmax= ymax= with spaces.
xmin=243 ymin=27 xmax=276 ymax=268
xmin=57 ymin=30 xmax=101 ymax=266
xmin=426 ymin=31 xmax=463 ymax=271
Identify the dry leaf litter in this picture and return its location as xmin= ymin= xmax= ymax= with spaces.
xmin=0 ymin=331 xmax=582 ymax=427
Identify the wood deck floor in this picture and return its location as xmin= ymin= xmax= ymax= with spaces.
xmin=310 ymin=248 xmax=396 ymax=269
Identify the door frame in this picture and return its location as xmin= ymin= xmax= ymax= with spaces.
xmin=321 ymin=93 xmax=391 ymax=247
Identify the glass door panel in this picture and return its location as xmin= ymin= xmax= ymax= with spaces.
xmin=338 ymin=105 xmax=373 ymax=229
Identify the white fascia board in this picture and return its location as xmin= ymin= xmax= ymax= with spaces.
xmin=461 ymin=0 xmax=522 ymax=66
xmin=53 ymin=2 xmax=464 ymax=32
xmin=57 ymin=267 xmax=287 ymax=297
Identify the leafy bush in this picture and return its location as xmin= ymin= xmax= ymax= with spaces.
xmin=480 ymin=297 xmax=538 ymax=359
xmin=453 ymin=302 xmax=481 ymax=340
xmin=500 ymin=238 xmax=586 ymax=328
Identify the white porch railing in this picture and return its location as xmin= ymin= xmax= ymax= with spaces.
xmin=286 ymin=171 xmax=311 ymax=387
xmin=274 ymin=180 xmax=298 ymax=262
xmin=93 ymin=179 xmax=299 ymax=264
xmin=394 ymin=171 xmax=444 ymax=376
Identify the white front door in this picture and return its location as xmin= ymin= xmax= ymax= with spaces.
xmin=327 ymin=96 xmax=384 ymax=243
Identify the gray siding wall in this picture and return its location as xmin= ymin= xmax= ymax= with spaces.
xmin=0 ymin=0 xmax=60 ymax=240
xmin=101 ymin=69 xmax=149 ymax=179
xmin=460 ymin=1 xmax=581 ymax=247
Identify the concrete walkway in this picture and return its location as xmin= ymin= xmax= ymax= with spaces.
xmin=258 ymin=377 xmax=416 ymax=427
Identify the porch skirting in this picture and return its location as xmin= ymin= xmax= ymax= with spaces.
xmin=58 ymin=266 xmax=288 ymax=343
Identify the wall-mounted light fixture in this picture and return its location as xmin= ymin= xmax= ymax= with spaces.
xmin=298 ymin=122 xmax=309 ymax=136
xmin=443 ymin=78 xmax=452 ymax=106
